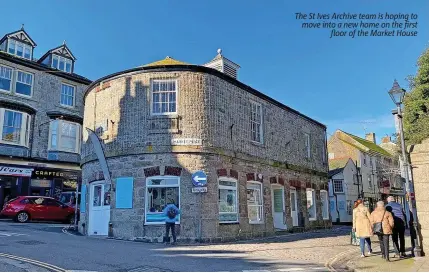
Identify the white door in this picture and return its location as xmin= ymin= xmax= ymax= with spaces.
xmin=271 ymin=185 xmax=287 ymax=230
xmin=290 ymin=187 xmax=298 ymax=227
xmin=88 ymin=181 xmax=111 ymax=236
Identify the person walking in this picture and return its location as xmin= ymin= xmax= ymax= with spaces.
xmin=353 ymin=199 xmax=373 ymax=257
xmin=386 ymin=196 xmax=407 ymax=258
xmin=163 ymin=201 xmax=180 ymax=245
xmin=371 ymin=201 xmax=395 ymax=261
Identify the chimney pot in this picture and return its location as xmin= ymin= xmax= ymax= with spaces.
xmin=382 ymin=136 xmax=392 ymax=143
xmin=365 ymin=133 xmax=376 ymax=144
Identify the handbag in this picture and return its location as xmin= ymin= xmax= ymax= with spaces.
xmin=373 ymin=210 xmax=386 ymax=235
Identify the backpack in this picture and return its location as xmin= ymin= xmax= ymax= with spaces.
xmin=167 ymin=207 xmax=177 ymax=219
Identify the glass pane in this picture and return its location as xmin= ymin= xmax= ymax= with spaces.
xmin=93 ymin=185 xmax=102 ymax=207
xmin=291 ymin=192 xmax=296 ymax=211
xmin=146 ymin=187 xmax=179 ymax=222
xmin=65 ymin=62 xmax=71 ymax=73
xmin=161 ymin=93 xmax=167 ymax=103
xmin=53 ymin=56 xmax=58 ymax=69
xmin=103 ymin=184 xmax=111 ymax=206
xmin=0 ymin=78 xmax=11 ymax=91
xmin=161 ymin=103 xmax=168 ymax=113
xmin=51 ymin=134 xmax=57 ymax=149
xmin=219 ymin=180 xmax=236 ymax=187
xmin=219 ymin=189 xmax=237 ymax=213
xmin=59 ymin=59 xmax=65 ymax=71
xmin=8 ymin=40 xmax=15 ymax=54
xmin=16 ymin=82 xmax=32 ymax=96
xmin=169 ymin=103 xmax=176 ymax=113
xmin=219 ymin=213 xmax=238 ymax=222
xmin=147 ymin=178 xmax=179 ymax=186
xmin=153 ymin=93 xmax=160 ymax=103
xmin=168 ymin=92 xmax=176 ymax=103
xmin=153 ymin=103 xmax=160 ymax=113
xmin=24 ymin=47 xmax=31 ymax=59
xmin=17 ymin=44 xmax=23 ymax=57
xmin=248 ymin=206 xmax=259 ymax=222
xmin=67 ymin=96 xmax=73 ymax=106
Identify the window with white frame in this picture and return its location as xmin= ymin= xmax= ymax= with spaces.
xmin=320 ymin=190 xmax=329 ymax=220
xmin=8 ymin=39 xmax=32 ymax=60
xmin=0 ymin=109 xmax=30 ymax=146
xmin=247 ymin=182 xmax=263 ymax=223
xmin=304 ymin=133 xmax=311 ymax=158
xmin=49 ymin=120 xmax=81 ymax=153
xmin=219 ymin=178 xmax=238 ymax=223
xmin=52 ymin=55 xmax=72 ymax=73
xmin=151 ymin=79 xmax=177 ymax=115
xmin=0 ymin=65 xmax=12 ymax=92
xmin=61 ymin=84 xmax=75 ymax=107
xmin=306 ymin=189 xmax=316 ymax=220
xmin=250 ymin=101 xmax=263 ymax=143
xmin=333 ymin=180 xmax=344 ymax=193
xmin=145 ymin=176 xmax=180 ymax=224
xmin=15 ymin=71 xmax=33 ymax=96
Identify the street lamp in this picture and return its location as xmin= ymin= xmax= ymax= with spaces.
xmin=388 ymin=79 xmax=422 ymax=257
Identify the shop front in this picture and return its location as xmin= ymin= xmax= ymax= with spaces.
xmin=0 ymin=165 xmax=34 ymax=209
xmin=31 ymin=168 xmax=80 ymax=201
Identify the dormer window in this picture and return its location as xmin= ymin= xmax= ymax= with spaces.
xmin=52 ymin=55 xmax=72 ymax=73
xmin=8 ymin=39 xmax=32 ymax=60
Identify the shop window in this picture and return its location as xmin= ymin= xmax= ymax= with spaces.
xmin=247 ymin=182 xmax=263 ymax=224
xmin=219 ymin=178 xmax=238 ymax=223
xmin=306 ymin=189 xmax=316 ymax=221
xmin=320 ymin=190 xmax=329 ymax=220
xmin=145 ymin=176 xmax=180 ymax=224
xmin=0 ymin=108 xmax=31 ymax=146
xmin=49 ymin=120 xmax=81 ymax=153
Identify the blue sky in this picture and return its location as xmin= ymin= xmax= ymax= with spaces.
xmin=1 ymin=0 xmax=428 ymax=143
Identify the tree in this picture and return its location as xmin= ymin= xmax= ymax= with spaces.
xmin=403 ymin=46 xmax=429 ymax=145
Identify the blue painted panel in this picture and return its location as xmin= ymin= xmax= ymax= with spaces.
xmin=116 ymin=177 xmax=133 ymax=209
xmin=80 ymin=185 xmax=86 ymax=213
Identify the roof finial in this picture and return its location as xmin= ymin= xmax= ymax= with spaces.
xmin=217 ymin=48 xmax=222 ymax=55
xmin=63 ymin=40 xmax=66 ymax=45
xmin=21 ymin=24 xmax=24 ymax=30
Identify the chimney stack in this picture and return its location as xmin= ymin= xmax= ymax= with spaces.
xmin=365 ymin=133 xmax=376 ymax=144
xmin=381 ymin=135 xmax=391 ymax=143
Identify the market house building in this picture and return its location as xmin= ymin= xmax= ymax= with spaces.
xmin=79 ymin=50 xmax=330 ymax=242
xmin=0 ymin=26 xmax=90 ymax=208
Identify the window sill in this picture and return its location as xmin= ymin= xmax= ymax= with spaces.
xmin=309 ymin=218 xmax=317 ymax=221
xmin=249 ymin=221 xmax=264 ymax=225
xmin=323 ymin=218 xmax=330 ymax=220
xmin=250 ymin=141 xmax=264 ymax=147
xmin=48 ymin=149 xmax=80 ymax=155
xmin=0 ymin=89 xmax=11 ymax=94
xmin=144 ymin=222 xmax=180 ymax=226
xmin=0 ymin=141 xmax=28 ymax=148
xmin=59 ymin=104 xmax=75 ymax=109
xmin=15 ymin=93 xmax=33 ymax=99
xmin=149 ymin=113 xmax=178 ymax=119
xmin=219 ymin=221 xmax=239 ymax=225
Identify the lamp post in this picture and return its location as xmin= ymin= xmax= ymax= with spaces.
xmin=388 ymin=79 xmax=422 ymax=257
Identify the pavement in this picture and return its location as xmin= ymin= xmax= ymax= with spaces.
xmin=0 ymin=220 xmax=425 ymax=272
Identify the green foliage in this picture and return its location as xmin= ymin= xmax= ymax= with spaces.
xmin=403 ymin=47 xmax=429 ymax=145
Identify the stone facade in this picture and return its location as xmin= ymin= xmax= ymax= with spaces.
xmin=410 ymin=138 xmax=429 ymax=253
xmin=80 ymin=66 xmax=330 ymax=242
xmin=0 ymin=56 xmax=89 ymax=163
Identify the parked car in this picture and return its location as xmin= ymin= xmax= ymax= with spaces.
xmin=59 ymin=191 xmax=80 ymax=208
xmin=0 ymin=196 xmax=76 ymax=223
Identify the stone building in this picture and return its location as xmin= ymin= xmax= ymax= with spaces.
xmin=328 ymin=130 xmax=404 ymax=212
xmin=0 ymin=26 xmax=91 ymax=210
xmin=79 ymin=50 xmax=330 ymax=242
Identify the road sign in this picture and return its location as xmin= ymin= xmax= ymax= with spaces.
xmin=192 ymin=170 xmax=207 ymax=187
xmin=192 ymin=187 xmax=207 ymax=193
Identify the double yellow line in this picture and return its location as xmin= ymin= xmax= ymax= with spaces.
xmin=0 ymin=252 xmax=66 ymax=272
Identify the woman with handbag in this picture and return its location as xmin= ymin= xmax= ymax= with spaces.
xmin=353 ymin=199 xmax=373 ymax=257
xmin=370 ymin=201 xmax=395 ymax=261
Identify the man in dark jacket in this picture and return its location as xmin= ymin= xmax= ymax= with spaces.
xmin=386 ymin=196 xmax=406 ymax=258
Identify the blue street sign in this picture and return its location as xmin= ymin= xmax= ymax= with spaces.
xmin=192 ymin=170 xmax=207 ymax=187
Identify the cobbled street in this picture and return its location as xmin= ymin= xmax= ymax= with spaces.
xmin=0 ymin=220 xmax=354 ymax=272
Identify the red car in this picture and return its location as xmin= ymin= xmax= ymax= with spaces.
xmin=1 ymin=196 xmax=76 ymax=223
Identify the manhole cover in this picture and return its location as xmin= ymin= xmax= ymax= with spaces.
xmin=16 ymin=240 xmax=46 ymax=245
xmin=129 ymin=266 xmax=172 ymax=272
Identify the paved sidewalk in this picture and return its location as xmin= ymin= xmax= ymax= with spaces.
xmin=334 ymin=234 xmax=427 ymax=272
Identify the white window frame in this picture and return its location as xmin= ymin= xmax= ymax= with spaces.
xmin=218 ymin=177 xmax=239 ymax=223
xmin=304 ymin=133 xmax=311 ymax=158
xmin=15 ymin=70 xmax=33 ymax=97
xmin=48 ymin=120 xmax=81 ymax=153
xmin=246 ymin=181 xmax=264 ymax=224
xmin=60 ymin=83 xmax=76 ymax=107
xmin=320 ymin=190 xmax=329 ymax=220
xmin=0 ymin=64 xmax=13 ymax=93
xmin=0 ymin=108 xmax=31 ymax=147
xmin=52 ymin=54 xmax=73 ymax=73
xmin=150 ymin=79 xmax=178 ymax=116
xmin=306 ymin=188 xmax=316 ymax=221
xmin=8 ymin=39 xmax=32 ymax=60
xmin=333 ymin=179 xmax=344 ymax=193
xmin=250 ymin=101 xmax=263 ymax=143
xmin=144 ymin=176 xmax=180 ymax=225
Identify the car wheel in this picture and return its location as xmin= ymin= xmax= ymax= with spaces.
xmin=16 ymin=212 xmax=29 ymax=223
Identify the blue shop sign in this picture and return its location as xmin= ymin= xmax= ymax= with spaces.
xmin=192 ymin=170 xmax=207 ymax=187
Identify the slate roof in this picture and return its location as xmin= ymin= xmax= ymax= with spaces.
xmin=328 ymin=168 xmax=344 ymax=178
xmin=38 ymin=43 xmax=77 ymax=63
xmin=143 ymin=56 xmax=189 ymax=67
